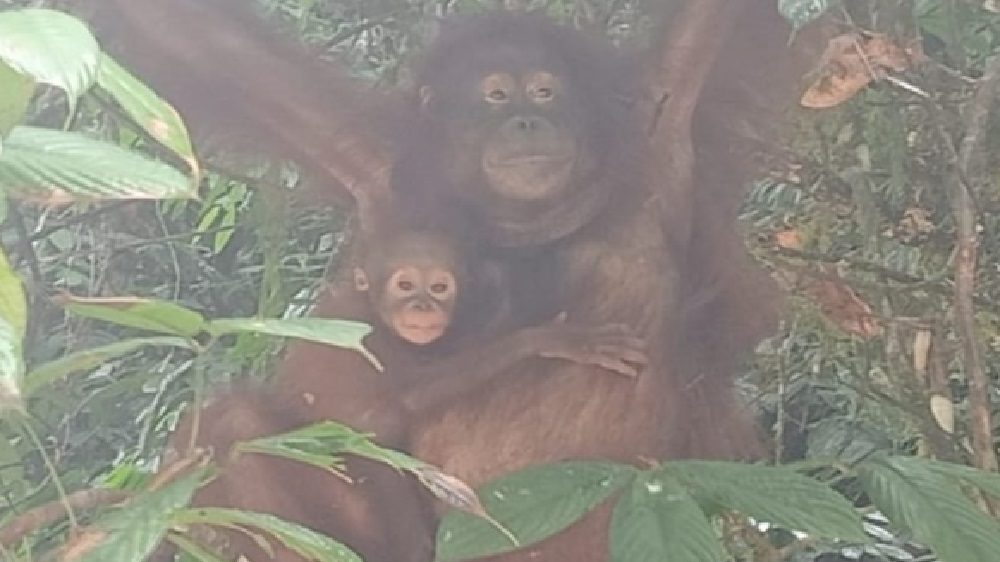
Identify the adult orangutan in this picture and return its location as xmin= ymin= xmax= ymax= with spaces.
xmin=368 ymin=12 xmax=769 ymax=562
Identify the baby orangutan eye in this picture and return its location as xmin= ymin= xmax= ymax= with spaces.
xmin=532 ymin=86 xmax=553 ymax=101
xmin=486 ymin=88 xmax=509 ymax=104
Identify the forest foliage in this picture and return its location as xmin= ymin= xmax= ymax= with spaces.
xmin=1 ymin=0 xmax=1000 ymax=561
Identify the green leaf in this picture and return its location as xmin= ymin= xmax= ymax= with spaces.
xmin=0 ymin=8 xmax=99 ymax=104
xmin=0 ymin=317 xmax=24 ymax=413
xmin=74 ymin=467 xmax=207 ymax=562
xmin=61 ymin=297 xmax=207 ymax=338
xmin=235 ymin=421 xmax=360 ymax=475
xmin=857 ymin=453 xmax=1000 ymax=562
xmin=176 ymin=507 xmax=363 ymax=562
xmin=96 ymin=54 xmax=199 ymax=176
xmin=0 ymin=126 xmax=195 ymax=203
xmin=436 ymin=461 xmax=636 ymax=562
xmin=236 ymin=420 xmax=420 ymax=473
xmin=0 ymin=244 xmax=27 ymax=340
xmin=0 ymin=240 xmax=26 ymax=411
xmin=23 ymin=336 xmax=194 ymax=398
xmin=610 ymin=472 xmax=726 ymax=562
xmin=208 ymin=317 xmax=380 ymax=369
xmin=806 ymin=418 xmax=890 ymax=463
xmin=195 ymin=179 xmax=245 ymax=253
xmin=778 ymin=0 xmax=838 ymax=30
xmin=239 ymin=420 xmax=492 ymax=518
xmin=922 ymin=457 xmax=1000 ymax=499
xmin=667 ymin=460 xmax=867 ymax=542
xmin=0 ymin=60 xmax=33 ymax=137
xmin=98 ymin=455 xmax=156 ymax=492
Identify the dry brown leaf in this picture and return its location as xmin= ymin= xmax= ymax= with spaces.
xmin=414 ymin=465 xmax=485 ymax=516
xmin=773 ymin=228 xmax=803 ymax=250
xmin=896 ymin=207 xmax=935 ymax=242
xmin=801 ymin=33 xmax=922 ymax=108
xmin=800 ymin=276 xmax=883 ymax=338
xmin=413 ymin=465 xmax=519 ymax=547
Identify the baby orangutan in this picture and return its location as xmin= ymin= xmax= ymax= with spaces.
xmin=346 ymin=226 xmax=648 ymax=433
xmin=164 ymin=226 xmax=646 ymax=562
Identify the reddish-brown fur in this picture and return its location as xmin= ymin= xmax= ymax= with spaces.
xmin=169 ymin=400 xmax=431 ymax=562
xmin=165 ymin=283 xmax=438 ymax=562
xmin=381 ymin=13 xmax=740 ymax=562
xmin=83 ymin=2 xmax=808 ymax=561
xmin=163 ymin=222 xmax=647 ymax=562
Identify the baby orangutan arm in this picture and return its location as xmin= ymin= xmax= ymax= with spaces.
xmin=399 ymin=318 xmax=646 ymax=416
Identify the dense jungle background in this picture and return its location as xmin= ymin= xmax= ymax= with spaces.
xmin=2 ymin=0 xmax=1000 ymax=561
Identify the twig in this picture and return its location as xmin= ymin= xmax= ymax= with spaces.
xmin=762 ymin=238 xmax=1000 ymax=317
xmin=0 ymin=489 xmax=131 ymax=547
xmin=767 ymin=245 xmax=929 ymax=284
xmin=45 ymin=225 xmax=236 ymax=262
xmin=26 ymin=202 xmax=135 ymax=243
xmin=9 ymin=205 xmax=45 ymax=289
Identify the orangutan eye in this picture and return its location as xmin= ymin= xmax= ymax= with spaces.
xmin=481 ymin=73 xmax=517 ymax=105
xmin=430 ymin=282 xmax=450 ymax=294
xmin=486 ymin=88 xmax=510 ymax=104
xmin=526 ymin=71 xmax=559 ymax=104
xmin=532 ymin=86 xmax=553 ymax=101
xmin=397 ymin=280 xmax=415 ymax=292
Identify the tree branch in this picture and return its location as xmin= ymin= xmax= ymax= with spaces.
xmin=951 ymin=51 xmax=1000 ymax=475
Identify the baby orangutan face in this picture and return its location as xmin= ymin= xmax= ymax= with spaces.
xmin=354 ymin=231 xmax=463 ymax=346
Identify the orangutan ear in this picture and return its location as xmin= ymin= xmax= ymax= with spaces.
xmin=353 ymin=268 xmax=370 ymax=292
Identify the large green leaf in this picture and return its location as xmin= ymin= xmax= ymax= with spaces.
xmin=610 ymin=472 xmax=726 ymax=562
xmin=175 ymin=507 xmax=362 ymax=562
xmin=0 ymin=126 xmax=195 ymax=203
xmin=667 ymin=460 xmax=868 ymax=542
xmin=23 ymin=336 xmax=194 ymax=398
xmin=72 ymin=468 xmax=206 ymax=562
xmin=436 ymin=461 xmax=636 ymax=562
xmin=208 ymin=317 xmax=380 ymax=369
xmin=921 ymin=457 xmax=1000 ymax=499
xmin=0 ymin=8 xmax=99 ymax=104
xmin=60 ymin=296 xmax=207 ymax=338
xmin=96 ymin=54 xmax=199 ymax=176
xmin=806 ymin=418 xmax=890 ymax=463
xmin=857 ymin=453 xmax=1000 ymax=562
xmin=0 ymin=60 xmax=33 ymax=138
